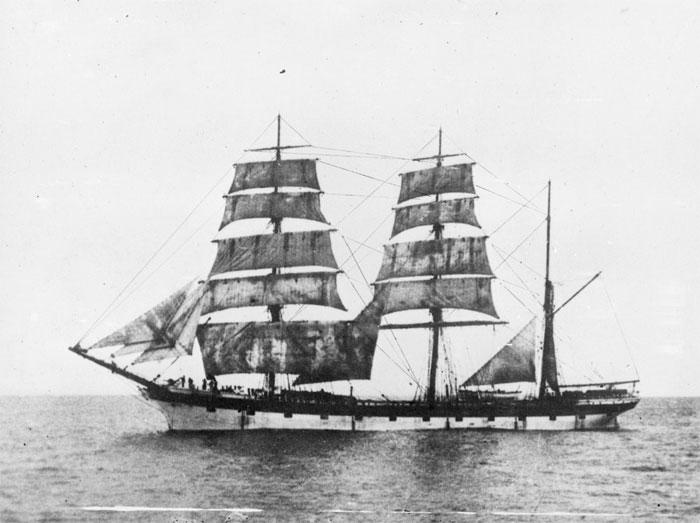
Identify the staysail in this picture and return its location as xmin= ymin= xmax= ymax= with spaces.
xmin=87 ymin=280 xmax=206 ymax=363
xmin=463 ymin=318 xmax=537 ymax=387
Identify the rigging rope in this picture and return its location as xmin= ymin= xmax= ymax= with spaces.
xmin=311 ymin=145 xmax=412 ymax=161
xmin=444 ymin=133 xmax=542 ymax=212
xmin=494 ymin=218 xmax=547 ymax=271
xmin=492 ymin=245 xmax=542 ymax=303
xmin=279 ymin=116 xmax=313 ymax=147
xmin=321 ymin=133 xmax=436 ymax=225
xmin=319 ymin=158 xmax=543 ymax=214
xmin=85 ymin=121 xmax=560 ymax=397
xmin=499 ymin=248 xmax=546 ymax=281
xmin=497 ymin=280 xmax=539 ymax=317
xmin=77 ymin=167 xmax=230 ymax=344
xmin=601 ymin=275 xmax=640 ymax=380
xmin=286 ymin=150 xmax=409 ymax=161
xmin=78 ymin=116 xmax=278 ymax=344
xmin=340 ymin=234 xmax=419 ymax=384
xmin=318 ymin=159 xmax=397 ymax=187
xmin=476 ymin=184 xmax=545 ymax=213
xmin=272 ymin=128 xmax=440 ymax=389
xmin=490 ymin=184 xmax=548 ymax=236
xmin=325 ymin=192 xmax=394 ymax=199
xmin=98 ymin=209 xmax=220 ymax=329
xmin=342 ymin=235 xmax=384 ymax=254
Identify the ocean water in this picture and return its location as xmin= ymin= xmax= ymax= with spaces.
xmin=0 ymin=396 xmax=697 ymax=522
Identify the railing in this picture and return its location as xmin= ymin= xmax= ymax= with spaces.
xmin=558 ymin=380 xmax=639 ymax=388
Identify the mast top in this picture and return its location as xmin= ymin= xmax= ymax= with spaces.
xmin=545 ymin=180 xmax=552 ymax=286
xmin=245 ymin=114 xmax=308 ymax=159
xmin=412 ymin=127 xmax=465 ymax=165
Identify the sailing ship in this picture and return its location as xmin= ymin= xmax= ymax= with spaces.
xmin=69 ymin=116 xmax=639 ymax=431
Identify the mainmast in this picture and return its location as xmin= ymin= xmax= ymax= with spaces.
xmin=427 ymin=129 xmax=444 ymax=407
xmin=539 ymin=180 xmax=560 ymax=397
xmin=267 ymin=115 xmax=283 ymax=391
xmin=269 ymin=116 xmax=283 ymax=318
xmin=374 ymin=128 xmax=503 ymax=407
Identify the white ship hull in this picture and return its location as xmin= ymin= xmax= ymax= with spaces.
xmin=151 ymin=399 xmax=621 ymax=432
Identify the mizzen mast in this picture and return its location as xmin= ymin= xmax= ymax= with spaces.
xmin=539 ymin=180 xmax=561 ymax=398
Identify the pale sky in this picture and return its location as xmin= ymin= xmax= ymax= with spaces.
xmin=2 ymin=1 xmax=699 ymax=396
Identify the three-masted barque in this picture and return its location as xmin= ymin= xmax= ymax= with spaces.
xmin=70 ymin=116 xmax=639 ymax=431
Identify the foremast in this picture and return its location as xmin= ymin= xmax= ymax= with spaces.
xmin=426 ymin=129 xmax=447 ymax=407
xmin=251 ymin=115 xmax=290 ymax=391
xmin=374 ymin=128 xmax=504 ymax=407
xmin=196 ymin=115 xmax=382 ymax=386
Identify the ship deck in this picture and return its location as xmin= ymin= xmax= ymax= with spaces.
xmin=145 ymin=385 xmax=639 ymax=420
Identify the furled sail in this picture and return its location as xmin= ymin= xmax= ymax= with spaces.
xmin=463 ymin=318 xmax=537 ymax=387
xmin=219 ymin=192 xmax=327 ymax=230
xmin=391 ymin=197 xmax=480 ymax=237
xmin=202 ymin=272 xmax=346 ymax=313
xmin=229 ymin=159 xmax=320 ymax=193
xmin=89 ymin=280 xmax=206 ymax=363
xmin=398 ymin=163 xmax=475 ymax=204
xmin=209 ymin=230 xmax=338 ymax=275
xmin=376 ymin=237 xmax=493 ymax=281
xmin=540 ymin=280 xmax=560 ymax=395
xmin=197 ymin=300 xmax=382 ymax=382
xmin=374 ymin=277 xmax=498 ymax=317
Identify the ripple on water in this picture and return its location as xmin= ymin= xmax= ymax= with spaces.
xmin=0 ymin=396 xmax=698 ymax=520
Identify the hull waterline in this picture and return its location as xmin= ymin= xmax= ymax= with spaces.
xmin=144 ymin=387 xmax=638 ymax=432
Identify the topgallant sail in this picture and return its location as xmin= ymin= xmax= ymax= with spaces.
xmin=69 ymin=116 xmax=639 ymax=431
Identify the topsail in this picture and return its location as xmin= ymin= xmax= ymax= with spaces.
xmin=397 ymin=163 xmax=475 ymax=203
xmin=219 ymin=192 xmax=327 ymax=230
xmin=203 ymin=272 xmax=346 ymax=314
xmin=376 ymin=236 xmax=493 ymax=281
xmin=210 ymin=230 xmax=339 ymax=275
xmin=392 ymin=197 xmax=480 ymax=237
xmin=228 ymin=159 xmax=320 ymax=192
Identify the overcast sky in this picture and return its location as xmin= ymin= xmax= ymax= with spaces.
xmin=2 ymin=1 xmax=699 ymax=396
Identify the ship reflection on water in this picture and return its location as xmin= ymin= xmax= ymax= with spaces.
xmin=114 ymin=414 xmax=649 ymax=515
